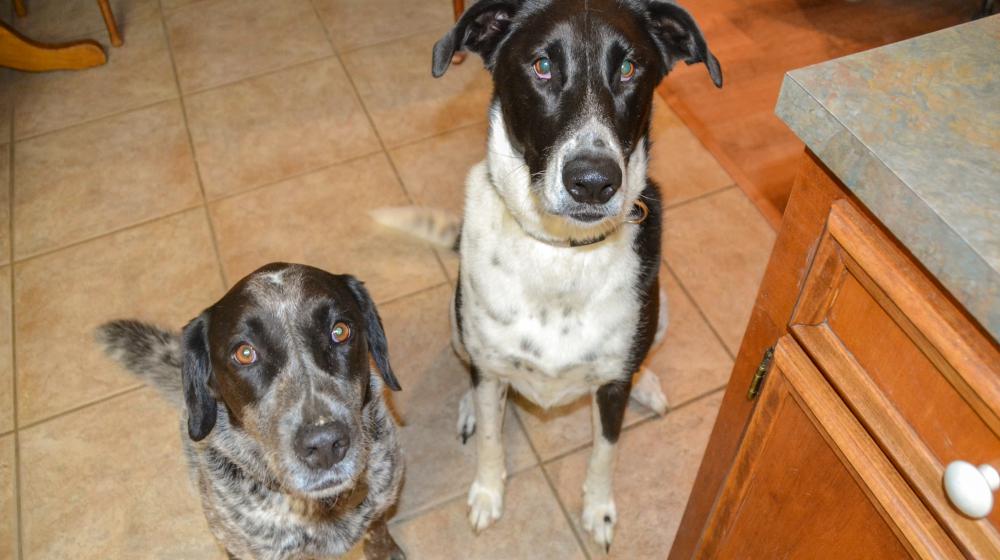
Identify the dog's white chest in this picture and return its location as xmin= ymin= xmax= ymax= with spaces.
xmin=458 ymin=164 xmax=642 ymax=409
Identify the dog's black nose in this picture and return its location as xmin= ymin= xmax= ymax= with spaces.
xmin=562 ymin=156 xmax=622 ymax=205
xmin=294 ymin=422 xmax=350 ymax=470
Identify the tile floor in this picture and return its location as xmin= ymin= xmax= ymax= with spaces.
xmin=0 ymin=0 xmax=776 ymax=558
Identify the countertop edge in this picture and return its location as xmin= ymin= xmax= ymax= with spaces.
xmin=776 ymin=73 xmax=999 ymax=340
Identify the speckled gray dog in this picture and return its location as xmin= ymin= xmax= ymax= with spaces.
xmin=98 ymin=263 xmax=405 ymax=560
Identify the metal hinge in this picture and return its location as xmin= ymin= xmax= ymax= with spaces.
xmin=747 ymin=346 xmax=775 ymax=400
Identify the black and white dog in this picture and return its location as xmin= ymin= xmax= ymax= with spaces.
xmin=375 ymin=0 xmax=721 ymax=551
xmin=98 ymin=263 xmax=405 ymax=560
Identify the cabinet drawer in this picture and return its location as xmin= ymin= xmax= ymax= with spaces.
xmin=697 ymin=337 xmax=959 ymax=559
xmin=790 ymin=201 xmax=1000 ymax=557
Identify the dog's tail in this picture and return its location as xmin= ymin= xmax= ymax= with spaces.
xmin=370 ymin=206 xmax=461 ymax=251
xmin=96 ymin=320 xmax=184 ymax=408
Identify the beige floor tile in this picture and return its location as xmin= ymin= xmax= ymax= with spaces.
xmin=186 ymin=58 xmax=379 ymax=199
xmin=388 ymin=122 xmax=487 ymax=279
xmin=392 ymin=467 xmax=586 ymax=560
xmin=0 ymin=145 xmax=8 ymax=265
xmin=210 ymin=153 xmax=444 ymax=304
xmin=544 ymin=392 xmax=722 ymax=559
xmin=14 ymin=209 xmax=224 ymax=425
xmin=13 ymin=101 xmax=201 ymax=259
xmin=161 ymin=0 xmax=203 ymax=12
xmin=314 ymin=0 xmax=452 ymax=53
xmin=11 ymin=0 xmax=160 ymax=43
xmin=165 ymin=0 xmax=333 ymax=93
xmin=378 ymin=285 xmax=536 ymax=518
xmin=19 ymin=389 xmax=224 ymax=559
xmin=12 ymin=16 xmax=178 ymax=139
xmin=388 ymin=123 xmax=484 ymax=216
xmin=0 ymin=267 xmax=11 ymax=434
xmin=342 ymin=29 xmax=492 ymax=147
xmin=0 ymin=435 xmax=15 ymax=560
xmin=647 ymin=271 xmax=735 ymax=406
xmin=649 ymin=95 xmax=733 ymax=206
xmin=513 ymin=269 xmax=732 ymax=460
xmin=663 ymin=188 xmax=775 ymax=354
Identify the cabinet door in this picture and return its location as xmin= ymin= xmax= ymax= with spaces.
xmin=695 ymin=337 xmax=960 ymax=560
xmin=790 ymin=201 xmax=1000 ymax=558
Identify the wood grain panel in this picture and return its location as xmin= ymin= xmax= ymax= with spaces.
xmin=696 ymin=336 xmax=960 ymax=559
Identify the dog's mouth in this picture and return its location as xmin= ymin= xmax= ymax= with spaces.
xmin=296 ymin=471 xmax=359 ymax=499
xmin=566 ymin=210 xmax=611 ymax=223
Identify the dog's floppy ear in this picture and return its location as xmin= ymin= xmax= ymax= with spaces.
xmin=345 ymin=277 xmax=402 ymax=392
xmin=181 ymin=313 xmax=218 ymax=441
xmin=646 ymin=1 xmax=723 ymax=88
xmin=432 ymin=0 xmax=523 ymax=77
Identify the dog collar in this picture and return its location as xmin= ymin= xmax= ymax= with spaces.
xmin=545 ymin=200 xmax=650 ymax=248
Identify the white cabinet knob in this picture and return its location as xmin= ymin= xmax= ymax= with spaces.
xmin=944 ymin=461 xmax=1000 ymax=519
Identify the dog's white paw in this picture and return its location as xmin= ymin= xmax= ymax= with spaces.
xmin=582 ymin=494 xmax=617 ymax=553
xmin=631 ymin=367 xmax=668 ymax=416
xmin=457 ymin=389 xmax=476 ymax=444
xmin=467 ymin=478 xmax=504 ymax=533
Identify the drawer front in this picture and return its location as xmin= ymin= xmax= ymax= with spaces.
xmin=697 ymin=337 xmax=959 ymax=559
xmin=790 ymin=201 xmax=1000 ymax=557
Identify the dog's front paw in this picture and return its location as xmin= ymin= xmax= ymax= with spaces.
xmin=631 ymin=367 xmax=668 ymax=416
xmin=467 ymin=478 xmax=504 ymax=533
xmin=582 ymin=494 xmax=617 ymax=553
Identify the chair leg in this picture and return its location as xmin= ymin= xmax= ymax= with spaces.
xmin=96 ymin=0 xmax=123 ymax=47
xmin=14 ymin=0 xmax=26 ymax=17
xmin=451 ymin=0 xmax=466 ymax=65
xmin=0 ymin=22 xmax=107 ymax=71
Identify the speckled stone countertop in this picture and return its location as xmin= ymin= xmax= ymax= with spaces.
xmin=776 ymin=16 xmax=1000 ymax=340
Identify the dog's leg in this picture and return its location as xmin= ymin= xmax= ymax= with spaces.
xmin=457 ymin=387 xmax=476 ymax=443
xmin=467 ymin=375 xmax=507 ymax=533
xmin=583 ymin=380 xmax=630 ymax=552
xmin=630 ymin=367 xmax=668 ymax=415
xmin=629 ymin=286 xmax=669 ymax=415
xmin=364 ymin=515 xmax=406 ymax=560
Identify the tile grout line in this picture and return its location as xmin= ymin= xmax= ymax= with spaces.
xmin=532 ymin=385 xmax=728 ymax=470
xmin=662 ymin=261 xmax=737 ymax=361
xmin=307 ymin=0 xmax=453 ymax=285
xmin=8 ymin=76 xmax=24 ymax=560
xmin=663 ymin=183 xmax=736 ymax=211
xmin=11 ymin=202 xmax=204 ymax=265
xmin=157 ymin=1 xmax=229 ymax=290
xmin=335 ymin=25 xmax=451 ymax=58
xmin=16 ymin=385 xmax=146 ymax=433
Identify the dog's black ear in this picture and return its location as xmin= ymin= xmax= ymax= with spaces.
xmin=647 ymin=1 xmax=723 ymax=88
xmin=432 ymin=0 xmax=523 ymax=77
xmin=345 ymin=277 xmax=402 ymax=392
xmin=181 ymin=313 xmax=217 ymax=441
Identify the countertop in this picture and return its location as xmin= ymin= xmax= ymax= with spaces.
xmin=775 ymin=15 xmax=999 ymax=340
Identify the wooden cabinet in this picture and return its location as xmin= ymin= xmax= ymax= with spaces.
xmin=670 ymin=152 xmax=1000 ymax=559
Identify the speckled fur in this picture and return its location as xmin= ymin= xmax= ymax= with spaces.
xmin=98 ymin=319 xmax=403 ymax=560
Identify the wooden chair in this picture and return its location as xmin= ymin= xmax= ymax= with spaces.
xmin=1 ymin=0 xmax=121 ymax=71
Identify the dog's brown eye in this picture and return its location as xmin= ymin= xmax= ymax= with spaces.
xmin=233 ymin=343 xmax=257 ymax=365
xmin=331 ymin=322 xmax=351 ymax=343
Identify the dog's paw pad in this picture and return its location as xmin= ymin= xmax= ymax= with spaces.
xmin=467 ymin=479 xmax=504 ymax=533
xmin=582 ymin=496 xmax=617 ymax=552
xmin=631 ymin=367 xmax=669 ymax=416
xmin=457 ymin=389 xmax=477 ymax=444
